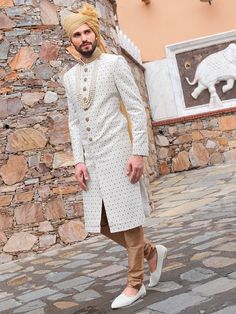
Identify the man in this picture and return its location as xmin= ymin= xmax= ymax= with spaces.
xmin=62 ymin=4 xmax=167 ymax=309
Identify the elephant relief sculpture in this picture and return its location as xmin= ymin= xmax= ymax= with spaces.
xmin=185 ymin=43 xmax=236 ymax=106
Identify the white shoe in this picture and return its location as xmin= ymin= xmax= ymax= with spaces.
xmin=111 ymin=284 xmax=146 ymax=309
xmin=148 ymin=244 xmax=167 ymax=288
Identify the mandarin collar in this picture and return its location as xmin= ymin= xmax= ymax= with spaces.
xmin=78 ymin=47 xmax=102 ymax=65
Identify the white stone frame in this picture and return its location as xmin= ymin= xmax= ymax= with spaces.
xmin=165 ymin=30 xmax=236 ymax=117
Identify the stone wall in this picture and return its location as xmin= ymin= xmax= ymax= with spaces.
xmin=153 ymin=110 xmax=236 ymax=175
xmin=0 ymin=0 xmax=156 ymax=263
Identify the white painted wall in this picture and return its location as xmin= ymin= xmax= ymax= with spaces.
xmin=144 ymin=60 xmax=177 ymax=121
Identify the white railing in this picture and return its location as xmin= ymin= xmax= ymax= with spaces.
xmin=116 ymin=26 xmax=142 ymax=65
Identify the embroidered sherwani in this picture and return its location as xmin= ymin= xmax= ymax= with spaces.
xmin=63 ymin=53 xmax=149 ymax=233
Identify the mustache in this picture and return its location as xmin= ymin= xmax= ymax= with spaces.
xmin=80 ymin=41 xmax=91 ymax=46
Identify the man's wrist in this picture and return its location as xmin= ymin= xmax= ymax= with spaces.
xmin=75 ymin=162 xmax=85 ymax=167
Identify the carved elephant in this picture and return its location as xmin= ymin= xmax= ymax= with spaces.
xmin=185 ymin=43 xmax=236 ymax=105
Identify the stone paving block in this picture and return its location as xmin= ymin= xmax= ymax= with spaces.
xmin=212 ymin=305 xmax=236 ymax=314
xmin=203 ymin=256 xmax=236 ymax=268
xmin=0 ymin=253 xmax=13 ymax=264
xmin=54 ymin=276 xmax=94 ymax=290
xmin=136 ymin=310 xmax=158 ymax=314
xmin=0 ymin=264 xmax=22 ymax=274
xmin=167 ymin=253 xmax=184 ymax=259
xmin=85 ymin=262 xmax=102 ymax=268
xmin=0 ymin=299 xmax=22 ymax=312
xmin=105 ymin=287 xmax=120 ymax=294
xmin=89 ymin=265 xmax=126 ymax=278
xmin=100 ymin=273 xmax=121 ymax=281
xmin=0 ymin=272 xmax=19 ymax=282
xmin=86 ymin=241 xmax=107 ymax=248
xmin=17 ymin=288 xmax=58 ymax=302
xmin=213 ymin=242 xmax=236 ymax=252
xmin=147 ymin=292 xmax=206 ymax=314
xmin=0 ymin=291 xmax=13 ymax=300
xmin=45 ymin=271 xmax=74 ymax=283
xmin=73 ymin=281 xmax=95 ymax=292
xmin=180 ymin=267 xmax=216 ymax=282
xmin=163 ymin=262 xmax=185 ymax=272
xmin=70 ymin=253 xmax=98 ymax=260
xmin=106 ymin=246 xmax=126 ymax=253
xmin=13 ymin=300 xmax=46 ymax=313
xmin=190 ymin=220 xmax=212 ymax=227
xmin=192 ymin=277 xmax=236 ymax=296
xmin=34 ymin=270 xmax=50 ymax=275
xmin=20 ymin=266 xmax=34 ymax=273
xmin=170 ymin=244 xmax=189 ymax=253
xmin=83 ymin=269 xmax=95 ymax=274
xmin=156 ymin=200 xmax=187 ymax=209
xmin=193 ymin=237 xmax=229 ymax=250
xmin=63 ymin=259 xmax=90 ymax=269
xmin=168 ymin=190 xmax=218 ymax=201
xmin=159 ymin=198 xmax=218 ymax=217
xmin=100 ymin=256 xmax=120 ymax=262
xmin=148 ymin=281 xmax=182 ymax=292
xmin=47 ymin=293 xmax=71 ymax=301
xmin=119 ymin=260 xmax=128 ymax=267
xmin=53 ymin=301 xmax=78 ymax=310
xmin=105 ymin=277 xmax=126 ymax=287
xmin=92 ymin=246 xmax=107 ymax=252
xmin=25 ymin=309 xmax=45 ymax=314
xmin=228 ymin=271 xmax=236 ymax=279
xmin=190 ymin=231 xmax=221 ymax=244
xmin=7 ymin=274 xmax=31 ymax=286
xmin=72 ymin=289 xmax=101 ymax=302
xmin=195 ymin=210 xmax=236 ymax=221
xmin=45 ymin=260 xmax=70 ymax=267
xmin=30 ymin=258 xmax=52 ymax=265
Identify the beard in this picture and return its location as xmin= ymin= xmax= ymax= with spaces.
xmin=75 ymin=40 xmax=97 ymax=58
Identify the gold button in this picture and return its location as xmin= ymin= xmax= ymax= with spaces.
xmin=83 ymin=87 xmax=87 ymax=91
xmin=85 ymin=117 xmax=89 ymax=122
xmin=89 ymin=137 xmax=92 ymax=141
xmin=84 ymin=78 xmax=87 ymax=82
xmin=86 ymin=127 xmax=91 ymax=131
xmin=83 ymin=97 xmax=87 ymax=102
xmin=84 ymin=68 xmax=88 ymax=72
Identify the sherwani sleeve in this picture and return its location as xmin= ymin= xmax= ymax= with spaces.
xmin=114 ymin=55 xmax=149 ymax=156
xmin=63 ymin=74 xmax=84 ymax=165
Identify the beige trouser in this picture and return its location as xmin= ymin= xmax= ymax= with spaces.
xmin=100 ymin=204 xmax=156 ymax=290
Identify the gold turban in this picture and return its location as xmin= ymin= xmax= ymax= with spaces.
xmin=62 ymin=4 xmax=106 ymax=53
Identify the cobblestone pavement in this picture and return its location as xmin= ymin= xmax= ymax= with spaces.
xmin=1 ymin=163 xmax=236 ymax=314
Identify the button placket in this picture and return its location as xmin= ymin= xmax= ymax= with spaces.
xmin=81 ymin=65 xmax=89 ymax=104
xmin=85 ymin=116 xmax=92 ymax=141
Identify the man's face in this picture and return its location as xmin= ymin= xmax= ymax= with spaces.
xmin=71 ymin=24 xmax=97 ymax=58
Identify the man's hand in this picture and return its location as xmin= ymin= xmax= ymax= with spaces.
xmin=75 ymin=163 xmax=89 ymax=191
xmin=126 ymin=155 xmax=144 ymax=184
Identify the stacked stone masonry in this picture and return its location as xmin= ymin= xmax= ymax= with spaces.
xmin=0 ymin=0 xmax=157 ymax=262
xmin=154 ymin=112 xmax=236 ymax=175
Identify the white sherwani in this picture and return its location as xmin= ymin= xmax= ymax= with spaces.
xmin=63 ymin=53 xmax=149 ymax=233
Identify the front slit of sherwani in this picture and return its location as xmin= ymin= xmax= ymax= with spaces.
xmin=100 ymin=203 xmax=156 ymax=290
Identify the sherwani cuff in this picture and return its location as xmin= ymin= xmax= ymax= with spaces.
xmin=73 ymin=156 xmax=85 ymax=165
xmin=132 ymin=145 xmax=149 ymax=157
